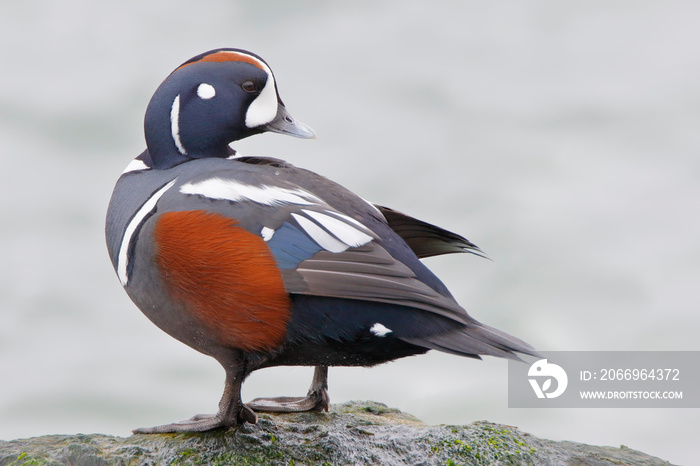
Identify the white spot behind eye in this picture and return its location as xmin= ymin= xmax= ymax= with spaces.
xmin=197 ymin=83 xmax=216 ymax=100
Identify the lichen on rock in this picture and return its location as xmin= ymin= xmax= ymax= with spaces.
xmin=0 ymin=401 xmax=674 ymax=465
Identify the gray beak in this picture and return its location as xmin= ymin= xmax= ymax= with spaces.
xmin=263 ymin=104 xmax=316 ymax=139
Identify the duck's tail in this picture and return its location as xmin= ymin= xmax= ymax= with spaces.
xmin=402 ymin=321 xmax=539 ymax=361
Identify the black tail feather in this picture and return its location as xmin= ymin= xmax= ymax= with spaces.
xmin=402 ymin=322 xmax=539 ymax=361
xmin=375 ymin=205 xmax=488 ymax=259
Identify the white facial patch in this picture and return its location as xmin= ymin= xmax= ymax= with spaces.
xmin=180 ymin=178 xmax=322 ymax=206
xmin=370 ymin=323 xmax=393 ymax=337
xmin=170 ymin=94 xmax=187 ymax=155
xmin=197 ymin=83 xmax=216 ymax=99
xmin=245 ymin=68 xmax=278 ymax=128
xmin=117 ymin=178 xmax=178 ymax=286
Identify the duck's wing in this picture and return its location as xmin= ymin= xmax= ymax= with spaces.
xmin=153 ymin=162 xmax=536 ymax=359
xmin=172 ymin=168 xmax=472 ymax=327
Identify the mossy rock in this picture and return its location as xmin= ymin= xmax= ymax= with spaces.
xmin=0 ymin=401 xmax=673 ymax=465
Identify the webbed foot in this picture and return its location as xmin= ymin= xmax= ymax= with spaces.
xmin=248 ymin=391 xmax=329 ymax=413
xmin=132 ymin=405 xmax=257 ymax=434
xmin=248 ymin=365 xmax=330 ymax=413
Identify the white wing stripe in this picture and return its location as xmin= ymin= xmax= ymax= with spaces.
xmin=180 ymin=178 xmax=321 ymax=206
xmin=179 ymin=177 xmax=378 ymax=253
xmin=361 ymin=197 xmax=385 ymax=218
xmin=292 ymin=213 xmax=348 ymax=253
xmin=322 ymin=209 xmax=375 ymax=234
xmin=117 ymin=179 xmax=178 ymax=286
xmin=302 ymin=209 xmax=373 ymax=247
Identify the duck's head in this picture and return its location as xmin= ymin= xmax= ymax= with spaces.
xmin=144 ymin=48 xmax=315 ymax=169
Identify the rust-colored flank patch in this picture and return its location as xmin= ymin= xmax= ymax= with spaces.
xmin=154 ymin=210 xmax=290 ymax=352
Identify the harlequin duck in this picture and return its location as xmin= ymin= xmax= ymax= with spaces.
xmin=105 ymin=48 xmax=536 ymax=433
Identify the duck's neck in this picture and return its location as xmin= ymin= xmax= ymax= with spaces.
xmin=142 ymin=145 xmax=237 ymax=170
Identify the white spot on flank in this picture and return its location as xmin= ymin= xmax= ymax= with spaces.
xmin=117 ymin=179 xmax=178 ymax=286
xmin=370 ymin=323 xmax=392 ymax=337
xmin=197 ymin=83 xmax=216 ymax=99
xmin=122 ymin=159 xmax=149 ymax=174
xmin=170 ymin=94 xmax=187 ymax=155
xmin=245 ymin=69 xmax=278 ymax=128
xmin=180 ymin=178 xmax=322 ymax=206
xmin=261 ymin=227 xmax=275 ymax=241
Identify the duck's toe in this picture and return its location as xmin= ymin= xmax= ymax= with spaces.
xmin=248 ymin=365 xmax=330 ymax=413
xmin=132 ymin=406 xmax=257 ymax=434
xmin=248 ymin=388 xmax=329 ymax=413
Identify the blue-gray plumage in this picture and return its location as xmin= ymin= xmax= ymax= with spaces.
xmin=105 ymin=48 xmax=537 ymax=434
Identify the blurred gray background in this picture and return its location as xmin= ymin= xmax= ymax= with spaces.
xmin=1 ymin=1 xmax=698 ymax=464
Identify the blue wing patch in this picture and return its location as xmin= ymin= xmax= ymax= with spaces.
xmin=267 ymin=222 xmax=323 ymax=269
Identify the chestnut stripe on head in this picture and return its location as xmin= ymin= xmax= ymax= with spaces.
xmin=176 ymin=50 xmax=267 ymax=72
xmin=174 ymin=49 xmax=279 ymax=129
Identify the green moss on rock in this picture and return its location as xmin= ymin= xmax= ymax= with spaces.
xmin=0 ymin=401 xmax=673 ymax=466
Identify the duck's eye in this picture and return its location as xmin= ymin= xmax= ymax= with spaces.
xmin=241 ymin=81 xmax=257 ymax=93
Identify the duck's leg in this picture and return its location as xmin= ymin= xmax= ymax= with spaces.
xmin=133 ymin=357 xmax=255 ymax=433
xmin=247 ymin=365 xmax=330 ymax=413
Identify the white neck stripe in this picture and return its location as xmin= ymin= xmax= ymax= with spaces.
xmin=117 ymin=179 xmax=177 ymax=286
xmin=170 ymin=95 xmax=187 ymax=155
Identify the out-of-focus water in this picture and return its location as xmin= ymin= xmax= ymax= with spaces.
xmin=1 ymin=1 xmax=698 ymax=464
